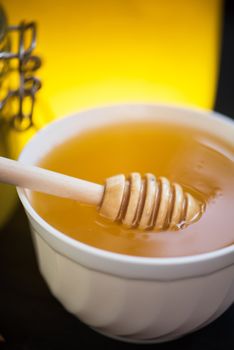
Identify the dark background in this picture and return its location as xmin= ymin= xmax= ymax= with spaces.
xmin=0 ymin=0 xmax=234 ymax=349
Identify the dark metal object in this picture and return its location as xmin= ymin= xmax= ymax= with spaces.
xmin=0 ymin=6 xmax=41 ymax=131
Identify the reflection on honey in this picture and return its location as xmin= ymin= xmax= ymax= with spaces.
xmin=31 ymin=122 xmax=234 ymax=257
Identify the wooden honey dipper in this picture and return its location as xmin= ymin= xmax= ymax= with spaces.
xmin=0 ymin=157 xmax=204 ymax=231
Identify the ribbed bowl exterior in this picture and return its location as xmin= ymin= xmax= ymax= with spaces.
xmin=30 ymin=225 xmax=234 ymax=343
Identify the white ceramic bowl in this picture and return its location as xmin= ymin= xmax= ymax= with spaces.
xmin=17 ymin=104 xmax=234 ymax=343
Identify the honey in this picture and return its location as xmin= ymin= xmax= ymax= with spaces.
xmin=31 ymin=121 xmax=234 ymax=257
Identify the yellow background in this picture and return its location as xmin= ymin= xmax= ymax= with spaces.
xmin=4 ymin=0 xmax=222 ymax=121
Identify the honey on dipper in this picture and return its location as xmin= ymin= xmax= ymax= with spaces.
xmin=100 ymin=173 xmax=204 ymax=230
xmin=31 ymin=122 xmax=234 ymax=257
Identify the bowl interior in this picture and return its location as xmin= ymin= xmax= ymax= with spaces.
xmin=17 ymin=104 xmax=234 ymax=280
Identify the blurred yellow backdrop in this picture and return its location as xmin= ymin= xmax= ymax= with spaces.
xmin=3 ymin=0 xmax=222 ymax=156
xmin=0 ymin=0 xmax=222 ymax=225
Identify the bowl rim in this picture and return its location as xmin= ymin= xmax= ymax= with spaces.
xmin=17 ymin=103 xmax=234 ymax=269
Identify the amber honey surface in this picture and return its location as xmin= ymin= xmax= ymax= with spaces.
xmin=31 ymin=121 xmax=234 ymax=257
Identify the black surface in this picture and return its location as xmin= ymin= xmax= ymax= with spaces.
xmin=215 ymin=0 xmax=234 ymax=118
xmin=0 ymin=0 xmax=234 ymax=349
